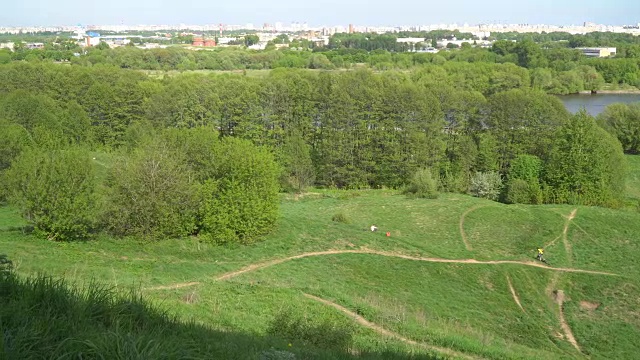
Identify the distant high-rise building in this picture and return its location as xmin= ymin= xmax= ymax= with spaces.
xmin=349 ymin=24 xmax=354 ymax=33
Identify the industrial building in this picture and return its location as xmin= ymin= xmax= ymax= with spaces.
xmin=577 ymin=47 xmax=617 ymax=58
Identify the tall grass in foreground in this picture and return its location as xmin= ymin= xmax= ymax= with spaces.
xmin=0 ymin=267 xmax=439 ymax=360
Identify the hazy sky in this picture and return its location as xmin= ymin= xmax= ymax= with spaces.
xmin=2 ymin=0 xmax=639 ymax=27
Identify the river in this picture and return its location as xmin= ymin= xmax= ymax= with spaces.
xmin=556 ymin=94 xmax=640 ymax=116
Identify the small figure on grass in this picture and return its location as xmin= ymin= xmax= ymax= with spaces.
xmin=536 ymin=247 xmax=547 ymax=264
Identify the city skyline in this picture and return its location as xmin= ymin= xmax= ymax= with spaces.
xmin=2 ymin=0 xmax=639 ymax=28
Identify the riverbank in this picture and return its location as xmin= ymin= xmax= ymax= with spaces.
xmin=557 ymin=92 xmax=640 ymax=116
xmin=594 ymin=89 xmax=640 ymax=94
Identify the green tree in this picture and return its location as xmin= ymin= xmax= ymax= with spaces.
xmin=278 ymin=132 xmax=315 ymax=192
xmin=4 ymin=147 xmax=97 ymax=240
xmin=198 ymin=137 xmax=280 ymax=244
xmin=244 ymin=34 xmax=260 ymax=47
xmin=597 ymin=102 xmax=640 ymax=154
xmin=543 ymin=110 xmax=626 ymax=207
xmin=506 ymin=154 xmax=543 ymax=204
xmin=103 ymin=139 xmax=197 ymax=240
xmin=487 ymin=89 xmax=569 ymax=170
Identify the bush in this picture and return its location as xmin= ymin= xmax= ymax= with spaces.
xmin=469 ymin=171 xmax=503 ymax=201
xmin=102 ymin=140 xmax=197 ymax=240
xmin=506 ymin=179 xmax=531 ymax=204
xmin=198 ymin=137 xmax=280 ymax=244
xmin=331 ymin=213 xmax=350 ymax=224
xmin=405 ymin=168 xmax=439 ymax=199
xmin=4 ymin=147 xmax=97 ymax=241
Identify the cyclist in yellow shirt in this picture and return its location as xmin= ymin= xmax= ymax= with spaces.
xmin=536 ymin=248 xmax=546 ymax=263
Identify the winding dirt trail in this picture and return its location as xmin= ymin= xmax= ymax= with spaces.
xmin=303 ymin=293 xmax=479 ymax=359
xmin=506 ymin=275 xmax=524 ymax=312
xmin=459 ymin=205 xmax=490 ymax=251
xmin=145 ymin=249 xmax=617 ymax=291
xmin=553 ymin=290 xmax=582 ymax=352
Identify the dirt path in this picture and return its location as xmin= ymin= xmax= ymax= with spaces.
xmin=215 ymin=249 xmax=617 ymax=281
xmin=506 ymin=275 xmax=524 ymax=312
xmin=544 ymin=209 xmax=577 ymax=260
xmin=562 ymin=209 xmax=577 ymax=264
xmin=146 ymin=249 xmax=617 ymax=291
xmin=303 ymin=293 xmax=479 ymax=360
xmin=459 ymin=205 xmax=489 ymax=251
xmin=553 ymin=290 xmax=582 ymax=352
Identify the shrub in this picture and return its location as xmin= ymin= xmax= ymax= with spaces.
xmin=102 ymin=140 xmax=197 ymax=240
xmin=198 ymin=137 xmax=280 ymax=244
xmin=4 ymin=147 xmax=97 ymax=241
xmin=331 ymin=213 xmax=350 ymax=224
xmin=469 ymin=171 xmax=503 ymax=201
xmin=506 ymin=179 xmax=531 ymax=204
xmin=405 ymin=168 xmax=439 ymax=199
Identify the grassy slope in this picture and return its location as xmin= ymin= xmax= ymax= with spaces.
xmin=1 ymin=157 xmax=640 ymax=359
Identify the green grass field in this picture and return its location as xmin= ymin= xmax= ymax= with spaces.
xmin=1 ymin=156 xmax=640 ymax=359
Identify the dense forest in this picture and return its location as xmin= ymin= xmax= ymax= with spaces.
xmin=0 ymin=61 xmax=633 ymax=242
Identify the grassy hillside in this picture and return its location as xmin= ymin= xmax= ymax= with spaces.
xmin=625 ymin=154 xmax=640 ymax=205
xmin=2 ymin=192 xmax=639 ymax=359
xmin=1 ymin=156 xmax=640 ymax=359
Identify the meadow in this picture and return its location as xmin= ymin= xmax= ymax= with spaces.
xmin=1 ymin=157 xmax=640 ymax=359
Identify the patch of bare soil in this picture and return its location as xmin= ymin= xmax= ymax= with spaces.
xmin=579 ymin=301 xmax=600 ymax=311
xmin=506 ymin=275 xmax=524 ymax=312
xmin=553 ymin=290 xmax=582 ymax=352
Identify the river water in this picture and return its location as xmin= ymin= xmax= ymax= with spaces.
xmin=556 ymin=94 xmax=640 ymax=116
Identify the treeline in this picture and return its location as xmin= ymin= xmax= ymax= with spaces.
xmin=5 ymin=42 xmax=640 ymax=92
xmin=0 ymin=63 xmax=627 ymax=240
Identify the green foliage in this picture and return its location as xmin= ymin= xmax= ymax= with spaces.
xmin=0 ymin=272 xmax=311 ymax=359
xmin=597 ymin=102 xmax=640 ymax=154
xmin=506 ymin=155 xmax=543 ymax=205
xmin=102 ymin=139 xmax=197 ymax=240
xmin=267 ymin=309 xmax=355 ymax=351
xmin=506 ymin=179 xmax=533 ymax=204
xmin=0 ymin=121 xmax=33 ymax=201
xmin=404 ymin=168 xmax=439 ymax=199
xmin=487 ymin=89 xmax=569 ymax=170
xmin=4 ymin=147 xmax=97 ymax=241
xmin=198 ymin=137 xmax=280 ymax=244
xmin=278 ymin=132 xmax=315 ymax=193
xmin=508 ymin=155 xmax=542 ymax=182
xmin=544 ymin=110 xmax=627 ymax=207
xmin=244 ymin=34 xmax=260 ymax=47
xmin=0 ymin=254 xmax=12 ymax=275
xmin=469 ymin=171 xmax=503 ymax=201
xmin=331 ymin=212 xmax=350 ymax=224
